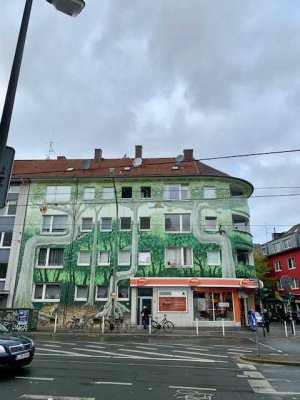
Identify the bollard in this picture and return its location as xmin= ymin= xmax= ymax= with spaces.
xmin=149 ymin=316 xmax=152 ymax=335
xmin=292 ymin=320 xmax=296 ymax=336
xmin=222 ymin=318 xmax=225 ymax=337
xmin=54 ymin=314 xmax=58 ymax=333
xmin=196 ymin=318 xmax=199 ymax=335
xmin=284 ymin=321 xmax=288 ymax=337
xmin=102 ymin=315 xmax=105 ymax=334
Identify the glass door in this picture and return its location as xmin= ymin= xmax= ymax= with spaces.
xmin=137 ymin=297 xmax=152 ymax=326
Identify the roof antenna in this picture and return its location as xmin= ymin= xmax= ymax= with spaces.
xmin=47 ymin=141 xmax=55 ymax=160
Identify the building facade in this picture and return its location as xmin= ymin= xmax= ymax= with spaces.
xmin=8 ymin=146 xmax=256 ymax=327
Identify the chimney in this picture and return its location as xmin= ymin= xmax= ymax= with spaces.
xmin=183 ymin=149 xmax=194 ymax=161
xmin=135 ymin=145 xmax=143 ymax=159
xmin=94 ymin=148 xmax=102 ymax=162
xmin=57 ymin=156 xmax=66 ymax=160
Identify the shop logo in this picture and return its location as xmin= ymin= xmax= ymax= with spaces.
xmin=240 ymin=279 xmax=255 ymax=288
xmin=137 ymin=277 xmax=148 ymax=286
xmin=189 ymin=278 xmax=200 ymax=286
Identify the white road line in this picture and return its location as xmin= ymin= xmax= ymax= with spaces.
xmin=248 ymin=379 xmax=276 ymax=394
xmin=21 ymin=396 xmax=94 ymax=400
xmin=227 ymin=348 xmax=253 ymax=353
xmin=177 ymin=344 xmax=214 ymax=349
xmin=15 ymin=377 xmax=54 ymax=381
xmin=237 ymin=363 xmax=256 ymax=370
xmin=136 ymin=346 xmax=158 ymax=350
xmin=241 ymin=371 xmax=265 ymax=379
xmin=85 ymin=345 xmax=106 ymax=349
xmin=172 ymin=350 xmax=228 ymax=358
xmin=169 ymin=385 xmax=216 ymax=391
xmin=87 ymin=342 xmax=124 ymax=347
xmin=93 ymin=381 xmax=132 ymax=386
xmin=38 ymin=344 xmax=62 ymax=348
xmin=227 ymin=352 xmax=248 ymax=355
xmin=248 ymin=339 xmax=282 ymax=353
xmin=36 ymin=352 xmax=102 ymax=358
xmin=185 ymin=347 xmax=209 ymax=352
xmin=37 ymin=341 xmax=76 ymax=346
xmin=71 ymin=348 xmax=134 ymax=358
xmin=37 ymin=347 xmax=88 ymax=357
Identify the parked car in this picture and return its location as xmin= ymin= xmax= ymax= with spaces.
xmin=255 ymin=312 xmax=263 ymax=325
xmin=0 ymin=322 xmax=35 ymax=369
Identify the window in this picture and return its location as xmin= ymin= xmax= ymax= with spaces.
xmin=283 ymin=239 xmax=292 ymax=249
xmin=102 ymin=187 xmax=114 ymax=200
xmin=42 ymin=215 xmax=68 ymax=233
xmin=138 ymin=251 xmax=151 ymax=265
xmin=96 ymin=285 xmax=109 ymax=300
xmin=274 ymin=261 xmax=281 ymax=272
xmin=37 ymin=248 xmax=64 ymax=268
xmin=33 ymin=284 xmax=61 ymax=301
xmin=205 ymin=217 xmax=218 ymax=231
xmin=8 ymin=185 xmax=20 ymax=194
xmin=237 ymin=250 xmax=249 ymax=265
xmin=78 ymin=251 xmax=90 ymax=266
xmin=204 ymin=187 xmax=216 ymax=199
xmin=0 ymin=264 xmax=7 ymax=291
xmin=193 ymin=291 xmax=234 ymax=321
xmin=164 ymin=184 xmax=190 ymax=200
xmin=276 ymin=280 xmax=282 ymax=290
xmin=232 ymin=215 xmax=250 ymax=233
xmin=158 ymin=290 xmax=187 ymax=312
xmin=0 ymin=232 xmax=12 ymax=247
xmin=121 ymin=187 xmax=132 ymax=198
xmin=118 ymin=251 xmax=130 ymax=265
xmin=261 ymin=247 xmax=267 ymax=255
xmin=81 ymin=217 xmax=93 ymax=231
xmin=118 ymin=286 xmax=129 ymax=300
xmin=101 ymin=217 xmax=112 ymax=231
xmin=46 ymin=186 xmax=71 ymax=203
xmin=207 ymin=251 xmax=221 ymax=266
xmin=98 ymin=251 xmax=110 ymax=266
xmin=165 ymin=214 xmax=190 ymax=232
xmin=75 ymin=285 xmax=89 ymax=301
xmin=140 ymin=217 xmax=151 ymax=230
xmin=140 ymin=186 xmax=151 ymax=198
xmin=165 ymin=247 xmax=192 ymax=267
xmin=0 ymin=201 xmax=17 ymax=216
xmin=291 ymin=278 xmax=299 ymax=289
xmin=83 ymin=187 xmax=95 ymax=200
xmin=120 ymin=217 xmax=131 ymax=230
xmin=287 ymin=258 xmax=296 ymax=269
xmin=273 ymin=243 xmax=280 ymax=253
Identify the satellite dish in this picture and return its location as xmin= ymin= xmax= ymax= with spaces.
xmin=81 ymin=159 xmax=91 ymax=170
xmin=175 ymin=154 xmax=184 ymax=164
xmin=133 ymin=157 xmax=142 ymax=167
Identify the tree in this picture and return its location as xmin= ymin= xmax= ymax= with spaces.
xmin=254 ymin=251 xmax=273 ymax=289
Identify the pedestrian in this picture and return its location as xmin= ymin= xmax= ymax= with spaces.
xmin=141 ymin=305 xmax=150 ymax=330
xmin=263 ymin=309 xmax=271 ymax=333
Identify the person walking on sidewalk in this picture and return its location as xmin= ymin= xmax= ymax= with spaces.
xmin=141 ymin=306 xmax=150 ymax=330
xmin=263 ymin=309 xmax=271 ymax=333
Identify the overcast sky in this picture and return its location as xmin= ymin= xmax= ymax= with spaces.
xmin=1 ymin=0 xmax=300 ymax=244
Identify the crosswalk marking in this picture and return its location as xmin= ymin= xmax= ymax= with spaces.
xmin=172 ymin=350 xmax=228 ymax=358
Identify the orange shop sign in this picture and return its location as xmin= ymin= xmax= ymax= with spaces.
xmin=137 ymin=277 xmax=148 ymax=286
xmin=159 ymin=296 xmax=187 ymax=312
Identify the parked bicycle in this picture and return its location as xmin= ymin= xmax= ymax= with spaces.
xmin=151 ymin=315 xmax=174 ymax=334
xmin=66 ymin=315 xmax=94 ymax=330
xmin=101 ymin=317 xmax=128 ymax=332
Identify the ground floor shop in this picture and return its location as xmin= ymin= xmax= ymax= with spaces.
xmin=130 ymin=277 xmax=256 ymax=327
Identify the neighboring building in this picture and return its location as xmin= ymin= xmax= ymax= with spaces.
xmin=260 ymin=225 xmax=300 ymax=319
xmin=9 ymin=146 xmax=256 ymax=327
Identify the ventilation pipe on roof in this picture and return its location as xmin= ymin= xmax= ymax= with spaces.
xmin=183 ymin=149 xmax=194 ymax=161
xmin=94 ymin=148 xmax=102 ymax=162
xmin=135 ymin=145 xmax=143 ymax=159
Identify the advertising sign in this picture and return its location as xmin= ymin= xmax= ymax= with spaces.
xmin=18 ymin=310 xmax=30 ymax=326
xmin=159 ymin=296 xmax=187 ymax=312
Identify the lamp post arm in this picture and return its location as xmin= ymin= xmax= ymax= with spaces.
xmin=0 ymin=0 xmax=33 ymax=172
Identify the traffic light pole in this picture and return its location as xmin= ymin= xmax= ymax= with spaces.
xmin=257 ymin=280 xmax=266 ymax=337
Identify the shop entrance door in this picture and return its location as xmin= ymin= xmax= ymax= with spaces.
xmin=137 ymin=297 xmax=152 ymax=326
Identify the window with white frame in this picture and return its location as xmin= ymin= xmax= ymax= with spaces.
xmin=98 ymin=250 xmax=110 ymax=266
xmin=120 ymin=217 xmax=131 ymax=230
xmin=33 ymin=284 xmax=61 ymax=301
xmin=207 ymin=250 xmax=221 ymax=266
xmin=0 ymin=201 xmax=17 ymax=216
xmin=237 ymin=249 xmax=250 ymax=265
xmin=283 ymin=238 xmax=292 ymax=249
xmin=262 ymin=247 xmax=267 ymax=255
xmin=140 ymin=186 xmax=151 ymax=199
xmin=165 ymin=247 xmax=192 ymax=267
xmin=0 ymin=263 xmax=7 ymax=291
xmin=78 ymin=251 xmax=90 ymax=266
xmin=42 ymin=215 xmax=68 ymax=233
xmin=101 ymin=217 xmax=112 ymax=231
xmin=102 ymin=187 xmax=114 ymax=199
xmin=46 ymin=186 xmax=71 ymax=203
xmin=81 ymin=217 xmax=93 ymax=231
xmin=75 ymin=285 xmax=89 ymax=301
xmin=83 ymin=187 xmax=95 ymax=200
xmin=118 ymin=286 xmax=129 ymax=300
xmin=165 ymin=214 xmax=190 ymax=232
xmin=273 ymin=242 xmax=280 ymax=253
xmin=0 ymin=232 xmax=12 ymax=247
xmin=276 ymin=280 xmax=282 ymax=290
xmin=37 ymin=248 xmax=64 ymax=268
xmin=140 ymin=217 xmax=151 ymax=230
xmin=95 ymin=285 xmax=109 ymax=300
xmin=118 ymin=251 xmax=131 ymax=265
xmin=203 ymin=186 xmax=216 ymax=199
xmin=164 ymin=184 xmax=190 ymax=200
xmin=292 ymin=278 xmax=299 ymax=289
xmin=138 ymin=251 xmax=151 ymax=265
xmin=8 ymin=185 xmax=20 ymax=194
xmin=205 ymin=216 xmax=218 ymax=231
xmin=287 ymin=257 xmax=296 ymax=269
xmin=274 ymin=261 xmax=281 ymax=272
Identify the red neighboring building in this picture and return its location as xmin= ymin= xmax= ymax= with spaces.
xmin=261 ymin=224 xmax=300 ymax=320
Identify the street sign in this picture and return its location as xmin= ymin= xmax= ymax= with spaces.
xmin=0 ymin=146 xmax=15 ymax=208
xmin=249 ymin=311 xmax=257 ymax=331
xmin=280 ymin=275 xmax=293 ymax=290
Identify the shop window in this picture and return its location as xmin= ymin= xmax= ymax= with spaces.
xmin=37 ymin=248 xmax=64 ymax=268
xmin=140 ymin=217 xmax=151 ymax=230
xmin=75 ymin=285 xmax=89 ymax=301
xmin=46 ymin=186 xmax=71 ymax=203
xmin=96 ymin=286 xmax=109 ymax=300
xmin=42 ymin=215 xmax=68 ymax=233
xmin=193 ymin=291 xmax=234 ymax=321
xmin=33 ymin=284 xmax=61 ymax=302
xmin=140 ymin=186 xmax=151 ymax=199
xmin=101 ymin=217 xmax=112 ymax=231
xmin=158 ymin=290 xmax=187 ymax=312
xmin=81 ymin=217 xmax=93 ymax=231
xmin=165 ymin=214 xmax=190 ymax=232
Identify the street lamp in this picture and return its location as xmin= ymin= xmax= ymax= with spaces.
xmin=109 ymin=168 xmax=119 ymax=321
xmin=0 ymin=0 xmax=85 ymax=207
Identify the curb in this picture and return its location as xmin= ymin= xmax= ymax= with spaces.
xmin=240 ymin=354 xmax=300 ymax=367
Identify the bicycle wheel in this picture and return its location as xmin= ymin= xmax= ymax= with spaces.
xmin=104 ymin=319 xmax=113 ymax=332
xmin=66 ymin=320 xmax=75 ymax=330
xmin=119 ymin=321 xmax=128 ymax=332
xmin=163 ymin=321 xmax=174 ymax=334
xmin=151 ymin=320 xmax=158 ymax=333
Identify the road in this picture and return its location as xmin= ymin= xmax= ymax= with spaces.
xmin=0 ymin=336 xmax=299 ymax=400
